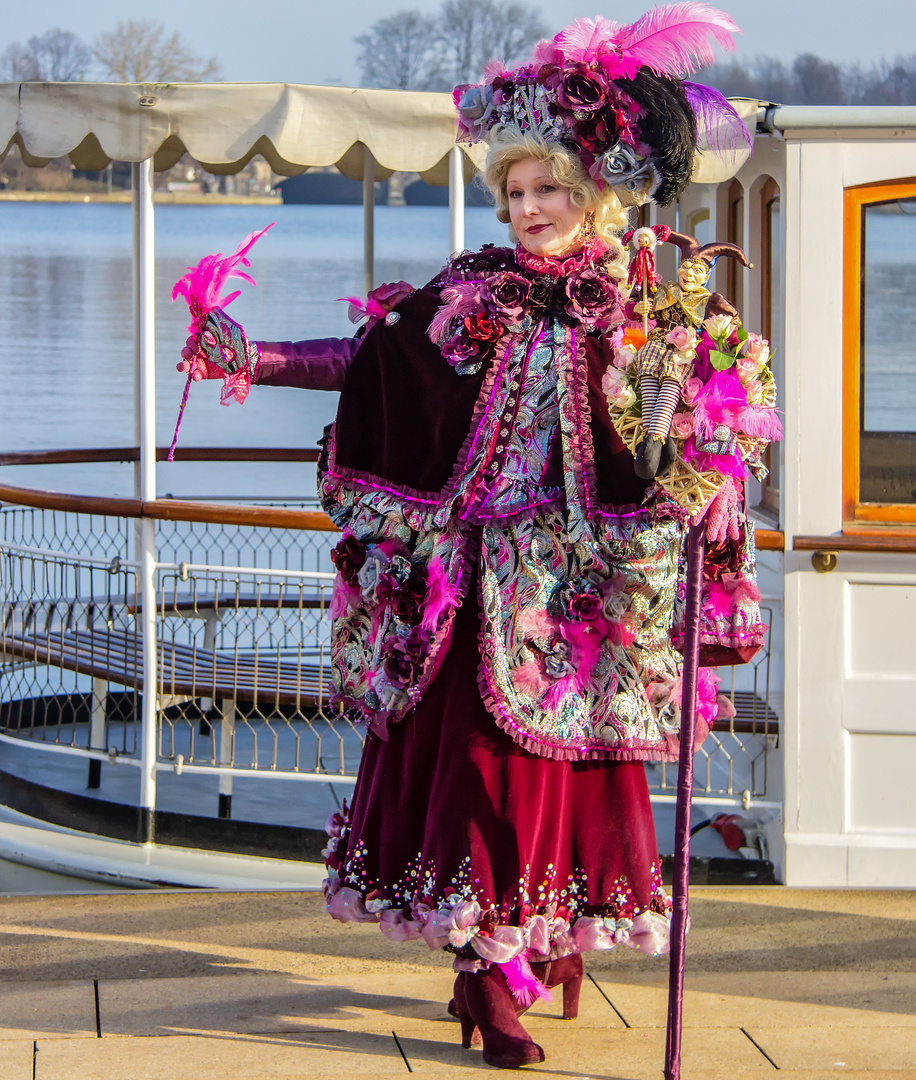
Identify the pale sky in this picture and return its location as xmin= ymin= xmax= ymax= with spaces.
xmin=4 ymin=1 xmax=913 ymax=87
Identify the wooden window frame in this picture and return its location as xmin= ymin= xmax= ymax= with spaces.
xmin=758 ymin=178 xmax=781 ymax=517
xmin=842 ymin=178 xmax=916 ymax=527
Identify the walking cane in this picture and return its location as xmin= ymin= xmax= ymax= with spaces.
xmin=663 ymin=519 xmax=706 ymax=1080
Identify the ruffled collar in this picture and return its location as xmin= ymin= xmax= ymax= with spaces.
xmin=515 ymin=238 xmax=610 ymax=278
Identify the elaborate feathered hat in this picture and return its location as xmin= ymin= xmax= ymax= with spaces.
xmin=454 ymin=4 xmax=751 ymax=206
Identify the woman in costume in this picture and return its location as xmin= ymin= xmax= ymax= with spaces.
xmin=177 ymin=6 xmax=778 ymax=1069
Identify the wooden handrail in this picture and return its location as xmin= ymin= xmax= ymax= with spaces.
xmin=0 ymin=482 xmax=337 ymax=532
xmin=794 ymin=533 xmax=916 ymax=554
xmin=0 ymin=447 xmax=321 ymax=467
xmin=755 ymin=529 xmax=784 ymax=551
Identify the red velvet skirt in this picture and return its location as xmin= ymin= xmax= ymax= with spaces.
xmin=330 ymin=585 xmax=670 ymax=956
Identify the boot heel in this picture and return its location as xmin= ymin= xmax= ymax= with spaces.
xmin=458 ymin=1009 xmax=479 ymax=1048
xmin=562 ymin=973 xmax=582 ymax=1020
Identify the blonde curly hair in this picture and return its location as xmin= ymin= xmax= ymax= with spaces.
xmin=483 ymin=127 xmax=641 ymax=282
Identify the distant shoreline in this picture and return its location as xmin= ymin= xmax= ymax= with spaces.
xmin=0 ymin=192 xmax=283 ymax=205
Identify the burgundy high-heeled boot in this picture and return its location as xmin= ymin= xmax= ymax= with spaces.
xmin=452 ymin=969 xmax=545 ymax=1069
xmin=529 ymin=953 xmax=584 ymax=1020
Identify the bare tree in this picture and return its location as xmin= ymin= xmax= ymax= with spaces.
xmin=355 ymin=11 xmax=441 ymax=90
xmin=354 ymin=1 xmax=547 ymax=92
xmin=93 ymin=20 xmax=221 ymax=82
xmin=0 ymin=29 xmax=91 ymax=81
xmin=437 ymin=0 xmax=547 ymax=85
xmin=792 ymin=54 xmax=845 ymax=106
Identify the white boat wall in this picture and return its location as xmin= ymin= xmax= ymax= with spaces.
xmin=1 ymin=84 xmax=915 ymax=887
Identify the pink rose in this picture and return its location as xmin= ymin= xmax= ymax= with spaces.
xmin=671 ymin=412 xmax=694 ymax=438
xmin=735 ymin=353 xmax=763 ymax=385
xmin=665 ymin=325 xmax=696 ymax=351
xmin=743 ymin=332 xmax=769 ymax=363
xmin=681 ymin=377 xmax=703 ymax=405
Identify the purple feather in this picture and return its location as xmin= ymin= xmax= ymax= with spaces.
xmin=683 ymin=81 xmax=752 ymax=156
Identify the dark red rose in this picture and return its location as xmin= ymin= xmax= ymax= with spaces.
xmin=441 ymin=335 xmax=480 ymax=365
xmin=568 ymin=592 xmax=604 ymax=622
xmin=565 ymin=269 xmax=624 ymax=328
xmin=487 ymin=271 xmax=530 ymax=323
xmin=527 ymin=275 xmax=554 ymax=309
xmin=330 ymin=534 xmax=366 ymax=586
xmin=574 ymin=107 xmax=619 ymax=152
xmin=463 ymin=313 xmax=502 ymax=341
xmin=549 ymin=61 xmax=609 ymax=115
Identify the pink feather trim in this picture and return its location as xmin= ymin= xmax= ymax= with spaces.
xmin=482 ymin=58 xmax=509 ymax=80
xmin=612 ymin=3 xmax=740 ymax=79
xmin=692 ymin=369 xmax=747 ymax=439
xmin=498 ymin=956 xmax=553 ymax=1008
xmin=511 ymin=660 xmax=551 ymax=699
xmin=736 ymin=404 xmax=784 ymax=441
xmin=421 ymin=557 xmax=460 ymax=632
xmin=704 ymin=573 xmax=761 ymax=620
xmin=172 ymin=223 xmax=274 ymax=322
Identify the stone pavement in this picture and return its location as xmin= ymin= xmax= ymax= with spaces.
xmin=1 ymin=886 xmax=914 ymax=1079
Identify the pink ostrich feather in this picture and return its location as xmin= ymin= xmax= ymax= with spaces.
xmin=553 ymin=16 xmax=619 ymax=63
xmin=421 ymin=557 xmax=460 ymax=632
xmin=499 ymin=956 xmax=552 ymax=1007
xmin=704 ymin=576 xmax=759 ymax=620
xmin=172 ymin=223 xmax=275 ymax=324
xmin=543 ymin=621 xmax=604 ymax=710
xmin=737 ymin=403 xmax=784 ymax=441
xmin=517 ymin=608 xmax=557 ymax=641
xmin=511 ymin=659 xmax=551 ymax=700
xmin=611 ymin=3 xmax=740 ymax=79
xmin=531 ymin=37 xmax=562 ymax=67
xmin=482 ymin=57 xmax=510 ymax=80
xmin=691 ymin=369 xmax=748 ymax=440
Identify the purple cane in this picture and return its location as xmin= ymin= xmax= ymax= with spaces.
xmin=664 ymin=521 xmax=706 ymax=1080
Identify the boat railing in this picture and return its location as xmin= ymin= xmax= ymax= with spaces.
xmin=0 ymin=447 xmax=786 ymax=839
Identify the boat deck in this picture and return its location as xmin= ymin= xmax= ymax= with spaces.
xmin=0 ymin=887 xmax=912 ymax=1078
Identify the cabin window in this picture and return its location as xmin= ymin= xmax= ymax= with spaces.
xmin=725 ymin=179 xmax=745 ymax=312
xmin=843 ymin=180 xmax=916 ymax=524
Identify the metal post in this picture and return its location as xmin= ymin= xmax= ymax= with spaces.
xmin=449 ymin=146 xmax=465 ymax=256
xmin=217 ymin=700 xmax=236 ymax=819
xmin=134 ymin=157 xmax=159 ymax=844
xmin=363 ymin=145 xmax=375 ymax=296
xmin=132 ymin=166 xmax=141 ymax=499
xmin=664 ymin=522 xmax=706 ymax=1080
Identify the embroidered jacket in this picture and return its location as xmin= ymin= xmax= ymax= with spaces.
xmin=256 ymin=246 xmax=766 ymax=762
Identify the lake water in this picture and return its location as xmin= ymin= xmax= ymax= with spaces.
xmin=0 ymin=202 xmax=505 ymax=498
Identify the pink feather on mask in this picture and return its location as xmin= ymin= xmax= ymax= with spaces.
xmin=611 ymin=3 xmax=740 ymax=79
xmin=172 ymin=223 xmax=275 ymax=322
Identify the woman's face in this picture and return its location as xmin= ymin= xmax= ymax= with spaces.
xmin=506 ymin=158 xmax=587 ymax=258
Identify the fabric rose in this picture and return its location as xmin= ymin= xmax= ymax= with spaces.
xmin=574 ymin=109 xmax=617 ymax=152
xmin=704 ymin=314 xmax=736 ymax=341
xmin=671 ymin=412 xmax=694 ymax=438
xmin=565 ymin=268 xmax=623 ymax=328
xmin=612 ymin=342 xmax=638 ymax=370
xmin=666 ymin=325 xmax=697 ymax=352
xmin=487 ymin=271 xmax=530 ymax=323
xmin=602 ymin=365 xmax=636 ymax=409
xmin=441 ymin=335 xmax=480 ymax=366
xmin=527 ymin=275 xmax=554 ymax=309
xmin=681 ymin=376 xmax=704 ymax=405
xmin=743 ymin=332 xmax=770 ymax=365
xmin=543 ymin=641 xmax=575 ymax=680
xmin=330 ymin=535 xmax=366 ymax=587
xmin=463 ymin=312 xmax=502 ymax=341
xmin=735 ymin=351 xmax=764 ymax=385
xmin=357 ymin=550 xmax=388 ymax=601
xmin=551 ymin=61 xmax=609 ymax=115
xmin=548 ymin=577 xmax=603 ymax=623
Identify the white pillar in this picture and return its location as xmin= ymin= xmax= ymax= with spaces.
xmin=134 ymin=158 xmax=159 ymax=841
xmin=449 ymin=146 xmax=465 ymax=256
xmin=363 ymin=145 xmax=375 ymax=296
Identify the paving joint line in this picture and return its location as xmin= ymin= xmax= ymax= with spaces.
xmin=740 ymin=1026 xmax=779 ymax=1069
xmin=586 ymin=973 xmax=631 ymax=1028
xmin=32 ymin=1040 xmax=37 ymax=1080
xmin=93 ymin=978 xmax=102 ymax=1037
xmin=391 ymin=1030 xmax=413 ymax=1072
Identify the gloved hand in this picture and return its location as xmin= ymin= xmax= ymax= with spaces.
xmin=693 ymin=475 xmax=742 ymax=544
xmin=176 ymin=309 xmax=259 ymax=380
